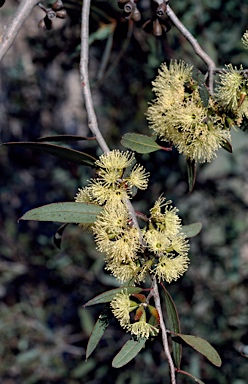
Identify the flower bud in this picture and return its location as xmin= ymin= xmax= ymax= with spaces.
xmin=153 ymin=19 xmax=162 ymax=36
xmin=134 ymin=306 xmax=144 ymax=321
xmin=156 ymin=1 xmax=167 ymax=18
xmin=132 ymin=6 xmax=141 ymax=22
xmin=47 ymin=9 xmax=57 ymax=20
xmin=56 ymin=9 xmax=67 ymax=19
xmin=52 ymin=0 xmax=64 ymax=11
xmin=124 ymin=1 xmax=134 ymax=14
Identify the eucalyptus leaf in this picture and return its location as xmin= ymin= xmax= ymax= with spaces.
xmin=186 ymin=159 xmax=196 ymax=193
xmin=181 ymin=222 xmax=202 ymax=238
xmin=19 ymin=203 xmax=103 ymax=223
xmin=38 ymin=135 xmax=96 ymax=142
xmin=3 ymin=142 xmax=97 ymax=167
xmin=161 ymin=283 xmax=182 ymax=369
xmin=89 ymin=24 xmax=114 ymax=45
xmin=220 ymin=138 xmax=233 ymax=153
xmin=121 ymin=133 xmax=162 ymax=154
xmin=112 ymin=337 xmax=146 ymax=368
xmin=86 ymin=306 xmax=113 ymax=360
xmin=174 ymin=333 xmax=222 ymax=367
xmin=83 ymin=287 xmax=142 ymax=307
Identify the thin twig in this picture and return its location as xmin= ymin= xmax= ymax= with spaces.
xmin=0 ymin=0 xmax=39 ymax=61
xmin=80 ymin=0 xmax=110 ymax=153
xmin=166 ymin=4 xmax=215 ymax=95
xmin=151 ymin=277 xmax=176 ymax=384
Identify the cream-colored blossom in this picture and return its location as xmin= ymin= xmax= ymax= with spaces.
xmin=242 ymin=30 xmax=248 ymax=49
xmin=110 ymin=289 xmax=137 ymax=328
xmin=150 ymin=196 xmax=182 ymax=236
xmin=75 ymin=187 xmax=92 ymax=203
xmin=128 ymin=311 xmax=159 ymax=339
xmin=95 ymin=150 xmax=135 ymax=170
xmin=144 ymin=229 xmax=171 ymax=255
xmin=127 ymin=164 xmax=150 ymax=190
xmin=88 ymin=179 xmax=129 ymax=206
xmin=215 ymin=64 xmax=244 ymax=111
xmin=105 ymin=260 xmax=140 ymax=282
xmin=153 ymin=254 xmax=190 ymax=283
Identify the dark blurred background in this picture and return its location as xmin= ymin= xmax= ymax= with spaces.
xmin=1 ymin=0 xmax=248 ymax=383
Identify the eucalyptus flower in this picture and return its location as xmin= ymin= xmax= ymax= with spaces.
xmin=215 ymin=64 xmax=245 ymax=112
xmin=242 ymin=30 xmax=248 ymax=49
xmin=153 ymin=254 xmax=190 ymax=283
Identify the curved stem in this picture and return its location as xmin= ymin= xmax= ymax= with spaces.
xmin=80 ymin=0 xmax=110 ymax=154
xmin=151 ymin=277 xmax=176 ymax=384
xmin=166 ymin=4 xmax=215 ymax=95
xmin=0 ymin=0 xmax=39 ymax=61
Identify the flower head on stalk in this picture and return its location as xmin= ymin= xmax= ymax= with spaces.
xmin=242 ymin=30 xmax=248 ymax=49
xmin=215 ymin=64 xmax=245 ymax=112
xmin=110 ymin=290 xmax=160 ymax=339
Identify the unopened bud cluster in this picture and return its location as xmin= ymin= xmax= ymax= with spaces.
xmin=38 ymin=0 xmax=67 ymax=31
xmin=117 ymin=0 xmax=170 ymax=36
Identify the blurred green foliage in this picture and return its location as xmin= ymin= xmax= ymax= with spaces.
xmin=1 ymin=0 xmax=248 ymax=383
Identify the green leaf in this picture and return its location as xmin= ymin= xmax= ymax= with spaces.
xmin=89 ymin=23 xmax=114 ymax=45
xmin=161 ymin=283 xmax=181 ymax=369
xmin=178 ymin=370 xmax=205 ymax=384
xmin=186 ymin=159 xmax=196 ymax=193
xmin=37 ymin=135 xmax=96 ymax=142
xmin=192 ymin=68 xmax=209 ymax=108
xmin=121 ymin=133 xmax=162 ymax=154
xmin=83 ymin=287 xmax=142 ymax=307
xmin=112 ymin=337 xmax=146 ymax=368
xmin=220 ymin=138 xmax=233 ymax=153
xmin=86 ymin=306 xmax=113 ymax=360
xmin=19 ymin=203 xmax=103 ymax=223
xmin=181 ymin=222 xmax=202 ymax=238
xmin=175 ymin=333 xmax=222 ymax=367
xmin=3 ymin=142 xmax=97 ymax=167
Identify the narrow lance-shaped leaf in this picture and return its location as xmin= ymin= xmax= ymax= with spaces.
xmin=54 ymin=223 xmax=69 ymax=249
xmin=181 ymin=222 xmax=202 ymax=238
xmin=37 ymin=135 xmax=96 ymax=142
xmin=86 ymin=306 xmax=113 ymax=360
xmin=83 ymin=287 xmax=142 ymax=307
xmin=161 ymin=283 xmax=182 ymax=369
xmin=177 ymin=369 xmax=206 ymax=384
xmin=186 ymin=158 xmax=196 ymax=193
xmin=112 ymin=337 xmax=146 ymax=368
xmin=174 ymin=333 xmax=222 ymax=367
xmin=121 ymin=133 xmax=162 ymax=154
xmin=220 ymin=138 xmax=233 ymax=153
xmin=2 ymin=142 xmax=97 ymax=167
xmin=19 ymin=202 xmax=103 ymax=224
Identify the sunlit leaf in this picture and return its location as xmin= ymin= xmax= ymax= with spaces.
xmin=83 ymin=287 xmax=142 ymax=307
xmin=174 ymin=333 xmax=222 ymax=367
xmin=181 ymin=222 xmax=202 ymax=238
xmin=86 ymin=306 xmax=113 ymax=360
xmin=3 ymin=142 xmax=97 ymax=167
xmin=161 ymin=283 xmax=181 ymax=369
xmin=19 ymin=203 xmax=103 ymax=223
xmin=112 ymin=337 xmax=146 ymax=368
xmin=186 ymin=159 xmax=196 ymax=193
xmin=121 ymin=133 xmax=162 ymax=154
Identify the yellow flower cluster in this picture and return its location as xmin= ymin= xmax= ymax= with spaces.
xmin=215 ymin=64 xmax=248 ymax=119
xmin=146 ymin=60 xmax=232 ymax=163
xmin=75 ymin=150 xmax=190 ymax=285
xmin=242 ymin=30 xmax=248 ymax=49
xmin=110 ymin=289 xmax=160 ymax=339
